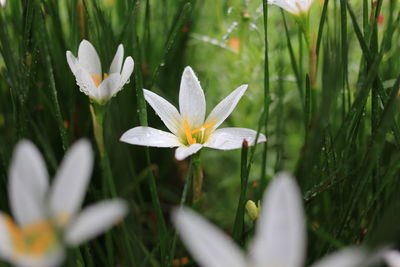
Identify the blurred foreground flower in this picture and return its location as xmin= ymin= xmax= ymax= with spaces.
xmin=120 ymin=66 xmax=266 ymax=160
xmin=0 ymin=140 xmax=128 ymax=267
xmin=172 ymin=173 xmax=374 ymax=267
xmin=385 ymin=250 xmax=400 ymax=267
xmin=66 ymin=40 xmax=134 ymax=104
xmin=268 ymin=0 xmax=314 ymax=15
xmin=0 ymin=0 xmax=5 ymax=7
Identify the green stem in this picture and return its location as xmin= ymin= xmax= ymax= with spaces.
xmin=89 ymin=103 xmax=136 ymax=264
xmin=260 ymin=0 xmax=270 ymax=192
xmin=232 ymin=140 xmax=249 ymax=245
xmin=168 ymin=159 xmax=194 ymax=266
xmin=192 ymin=152 xmax=203 ymax=202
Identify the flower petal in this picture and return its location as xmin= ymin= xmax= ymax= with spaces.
xmin=205 ymin=127 xmax=266 ymax=150
xmin=0 ymin=213 xmax=12 ymax=260
xmin=65 ymin=200 xmax=128 ymax=246
xmin=143 ymin=89 xmax=182 ymax=135
xmin=310 ymin=248 xmax=366 ymax=267
xmin=98 ymin=73 xmax=122 ymax=102
xmin=384 ymin=250 xmax=400 ymax=267
xmin=109 ymin=44 xmax=124 ymax=74
xmin=205 ymin=84 xmax=247 ymax=129
xmin=268 ymin=0 xmax=313 ymax=14
xmin=9 ymin=140 xmax=48 ymax=226
xmin=66 ymin=51 xmax=79 ymax=74
xmin=175 ymin=144 xmax=203 ymax=161
xmin=75 ymin=68 xmax=99 ymax=100
xmin=48 ymin=139 xmax=93 ymax=223
xmin=250 ymin=172 xmax=305 ymax=267
xmin=179 ymin=66 xmax=206 ymax=128
xmin=172 ymin=207 xmax=247 ymax=267
xmin=78 ymin=40 xmax=102 ymax=76
xmin=120 ymin=126 xmax=181 ymax=148
xmin=268 ymin=0 xmax=298 ymax=13
xmin=120 ymin=56 xmax=134 ymax=87
xmin=8 ymin=247 xmax=65 ymax=267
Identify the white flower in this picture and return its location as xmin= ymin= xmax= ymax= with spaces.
xmin=268 ymin=0 xmax=314 ymax=15
xmin=384 ymin=250 xmax=400 ymax=267
xmin=172 ymin=172 xmax=371 ymax=267
xmin=120 ymin=66 xmax=266 ymax=160
xmin=66 ymin=40 xmax=134 ymax=104
xmin=0 ymin=140 xmax=128 ymax=267
xmin=0 ymin=0 xmax=6 ymax=7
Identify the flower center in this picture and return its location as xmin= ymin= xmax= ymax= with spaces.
xmin=183 ymin=119 xmax=215 ymax=145
xmin=4 ymin=215 xmax=58 ymax=258
xmin=91 ymin=73 xmax=108 ymax=87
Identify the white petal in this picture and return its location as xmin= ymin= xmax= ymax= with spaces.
xmin=109 ymin=44 xmax=124 ymax=74
xmin=175 ymin=144 xmax=203 ymax=161
xmin=0 ymin=0 xmax=5 ymax=7
xmin=48 ymin=139 xmax=93 ymax=223
xmin=205 ymin=84 xmax=247 ymax=129
xmin=78 ymin=40 xmax=102 ymax=76
xmin=75 ymin=68 xmax=99 ymax=100
xmin=179 ymin=66 xmax=206 ymax=128
xmin=66 ymin=51 xmax=79 ymax=74
xmin=10 ymin=247 xmax=65 ymax=267
xmin=9 ymin=140 xmax=48 ymax=226
xmin=384 ymin=250 xmax=400 ymax=267
xmin=268 ymin=0 xmax=299 ymax=14
xmin=311 ymin=248 xmax=366 ymax=267
xmin=65 ymin=200 xmax=128 ymax=246
xmin=172 ymin=208 xmax=247 ymax=267
xmin=205 ymin=127 xmax=266 ymax=150
xmin=0 ymin=213 xmax=12 ymax=260
xmin=120 ymin=126 xmax=181 ymax=148
xmin=97 ymin=73 xmax=122 ymax=102
xmin=143 ymin=89 xmax=183 ymax=135
xmin=250 ymin=172 xmax=305 ymax=267
xmin=120 ymin=56 xmax=134 ymax=87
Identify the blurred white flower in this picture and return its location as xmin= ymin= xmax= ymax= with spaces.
xmin=0 ymin=0 xmax=5 ymax=7
xmin=172 ymin=172 xmax=370 ymax=267
xmin=120 ymin=66 xmax=266 ymax=160
xmin=384 ymin=250 xmax=400 ymax=267
xmin=0 ymin=140 xmax=128 ymax=267
xmin=66 ymin=40 xmax=134 ymax=104
xmin=268 ymin=0 xmax=314 ymax=15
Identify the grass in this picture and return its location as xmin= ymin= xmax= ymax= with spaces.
xmin=1 ymin=0 xmax=400 ymax=266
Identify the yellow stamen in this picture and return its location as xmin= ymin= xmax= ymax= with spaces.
xmin=91 ymin=73 xmax=109 ymax=88
xmin=183 ymin=120 xmax=216 ymax=145
xmin=4 ymin=215 xmax=57 ymax=257
xmin=183 ymin=119 xmax=196 ymax=145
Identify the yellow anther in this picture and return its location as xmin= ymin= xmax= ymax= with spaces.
xmin=183 ymin=119 xmax=196 ymax=145
xmin=91 ymin=73 xmax=109 ymax=87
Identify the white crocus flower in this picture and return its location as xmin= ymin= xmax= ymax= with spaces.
xmin=0 ymin=0 xmax=6 ymax=7
xmin=120 ymin=66 xmax=266 ymax=160
xmin=384 ymin=250 xmax=400 ymax=267
xmin=0 ymin=140 xmax=128 ymax=267
xmin=268 ymin=0 xmax=314 ymax=15
xmin=172 ymin=172 xmax=371 ymax=267
xmin=66 ymin=40 xmax=134 ymax=104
